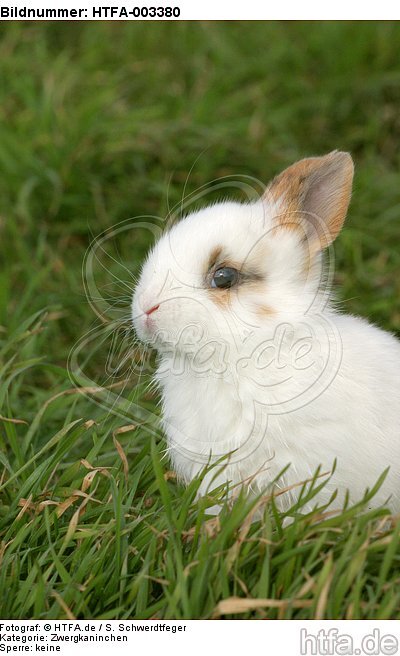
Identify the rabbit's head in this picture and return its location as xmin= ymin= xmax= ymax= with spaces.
xmin=132 ymin=151 xmax=353 ymax=358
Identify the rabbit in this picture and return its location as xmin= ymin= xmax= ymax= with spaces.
xmin=131 ymin=151 xmax=400 ymax=514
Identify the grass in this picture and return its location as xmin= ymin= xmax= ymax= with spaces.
xmin=1 ymin=21 xmax=400 ymax=619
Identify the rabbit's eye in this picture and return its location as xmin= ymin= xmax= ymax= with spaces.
xmin=211 ymin=267 xmax=239 ymax=289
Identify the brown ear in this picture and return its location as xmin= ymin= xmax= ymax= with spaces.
xmin=264 ymin=151 xmax=354 ymax=251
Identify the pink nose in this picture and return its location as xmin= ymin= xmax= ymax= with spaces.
xmin=145 ymin=304 xmax=159 ymax=317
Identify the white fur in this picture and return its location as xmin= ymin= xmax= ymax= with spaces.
xmin=132 ymin=167 xmax=400 ymax=513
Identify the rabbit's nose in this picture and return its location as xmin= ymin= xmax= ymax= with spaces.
xmin=145 ymin=304 xmax=160 ymax=317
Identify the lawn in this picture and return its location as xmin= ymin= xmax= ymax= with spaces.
xmin=1 ymin=21 xmax=400 ymax=619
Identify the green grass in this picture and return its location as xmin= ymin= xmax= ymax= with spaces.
xmin=1 ymin=21 xmax=400 ymax=619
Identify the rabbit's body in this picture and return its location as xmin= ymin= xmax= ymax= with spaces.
xmin=157 ymin=312 xmax=400 ymax=511
xmin=132 ymin=152 xmax=400 ymax=512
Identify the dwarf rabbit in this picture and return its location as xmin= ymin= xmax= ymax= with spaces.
xmin=132 ymin=152 xmax=400 ymax=513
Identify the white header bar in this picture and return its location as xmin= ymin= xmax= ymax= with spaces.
xmin=0 ymin=0 xmax=399 ymax=20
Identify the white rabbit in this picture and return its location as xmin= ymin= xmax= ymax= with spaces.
xmin=132 ymin=151 xmax=400 ymax=513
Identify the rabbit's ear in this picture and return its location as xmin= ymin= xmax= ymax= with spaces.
xmin=264 ymin=151 xmax=354 ymax=252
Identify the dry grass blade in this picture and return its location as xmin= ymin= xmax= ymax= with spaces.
xmin=0 ymin=415 xmax=28 ymax=425
xmin=113 ymin=436 xmax=129 ymax=483
xmin=315 ymin=561 xmax=334 ymax=619
xmin=213 ymin=596 xmax=313 ymax=617
xmin=51 ymin=591 xmax=76 ymax=620
xmin=113 ymin=424 xmax=137 ymax=435
xmin=182 ymin=516 xmax=220 ymax=541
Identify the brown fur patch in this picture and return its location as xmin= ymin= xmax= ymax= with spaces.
xmin=209 ymin=288 xmax=231 ymax=309
xmin=207 ymin=246 xmax=223 ymax=271
xmin=206 ymin=247 xmax=232 ymax=308
xmin=206 ymin=244 xmax=267 ymax=310
xmin=257 ymin=304 xmax=275 ymax=317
